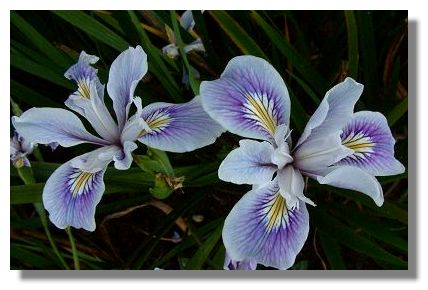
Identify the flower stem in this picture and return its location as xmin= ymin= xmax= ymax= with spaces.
xmin=65 ymin=227 xmax=80 ymax=270
xmin=17 ymin=167 xmax=70 ymax=269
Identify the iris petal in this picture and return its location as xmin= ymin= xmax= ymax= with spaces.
xmin=107 ymin=46 xmax=148 ymax=131
xmin=200 ymin=55 xmax=290 ymax=142
xmin=218 ymin=139 xmax=276 ymax=185
xmin=222 ymin=181 xmax=309 ymax=270
xmin=317 ymin=166 xmax=384 ymax=206
xmin=42 ymin=152 xmax=108 ymax=231
xmin=296 ymin=77 xmax=363 ymax=148
xmin=336 ymin=111 xmax=405 ymax=176
xmin=138 ymin=96 xmax=224 ymax=153
xmin=12 ymin=107 xmax=109 ymax=147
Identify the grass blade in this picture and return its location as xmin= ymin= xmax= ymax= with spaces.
xmin=251 ymin=11 xmax=328 ymax=95
xmin=387 ymin=96 xmax=408 ymax=127
xmin=52 ymin=11 xmax=129 ymax=51
xmin=209 ymin=11 xmax=267 ymax=58
xmin=345 ymin=11 xmax=359 ymax=78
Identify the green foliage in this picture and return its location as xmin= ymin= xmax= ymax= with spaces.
xmin=10 ymin=10 xmax=407 ymax=270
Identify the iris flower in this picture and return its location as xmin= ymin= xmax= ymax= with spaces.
xmin=13 ymin=46 xmax=223 ymax=231
xmin=10 ymin=130 xmax=34 ymax=168
xmin=162 ymin=10 xmax=205 ymax=59
xmin=200 ymin=55 xmax=405 ymax=270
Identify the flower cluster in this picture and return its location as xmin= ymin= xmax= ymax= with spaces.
xmin=12 ymin=46 xmax=404 ymax=270
xmin=199 ymin=55 xmax=405 ymax=270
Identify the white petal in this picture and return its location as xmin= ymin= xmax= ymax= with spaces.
xmin=12 ymin=108 xmax=108 ymax=147
xmin=218 ymin=139 xmax=276 ymax=185
xmin=107 ymin=46 xmax=148 ymax=130
xmin=317 ymin=166 xmax=384 ymax=206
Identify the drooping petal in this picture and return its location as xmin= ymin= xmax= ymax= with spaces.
xmin=184 ymin=38 xmax=205 ymax=54
xmin=293 ymin=130 xmax=353 ymax=176
xmin=277 ymin=165 xmax=315 ymax=209
xmin=295 ymin=77 xmax=363 ymax=148
xmin=224 ymin=251 xmax=257 ymax=270
xmin=336 ymin=111 xmax=405 ymax=176
xmin=200 ymin=55 xmax=290 ymax=142
xmin=12 ymin=108 xmax=109 ymax=147
xmin=137 ymin=96 xmax=224 ymax=153
xmin=222 ymin=181 xmax=310 ymax=270
xmin=42 ymin=150 xmax=111 ymax=231
xmin=107 ymin=46 xmax=148 ymax=131
xmin=218 ymin=139 xmax=276 ymax=185
xmin=317 ymin=166 xmax=384 ymax=206
xmin=65 ymin=80 xmax=119 ymax=143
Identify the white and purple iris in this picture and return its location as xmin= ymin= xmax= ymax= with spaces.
xmin=10 ymin=131 xmax=34 ymax=168
xmin=200 ymin=55 xmax=405 ymax=270
xmin=13 ymin=46 xmax=223 ymax=232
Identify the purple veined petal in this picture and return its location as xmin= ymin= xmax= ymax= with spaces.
xmin=42 ymin=151 xmax=110 ymax=231
xmin=64 ymin=51 xmax=104 ymax=100
xmin=335 ymin=111 xmax=405 ymax=176
xmin=317 ymin=166 xmax=384 ymax=206
xmin=277 ymin=165 xmax=315 ymax=209
xmin=12 ymin=108 xmax=109 ymax=147
xmin=295 ymin=77 xmax=363 ymax=148
xmin=224 ymin=251 xmax=257 ymax=270
xmin=65 ymin=80 xmax=119 ymax=143
xmin=107 ymin=46 xmax=148 ymax=131
xmin=218 ymin=139 xmax=277 ymax=185
xmin=200 ymin=55 xmax=290 ymax=142
xmin=293 ymin=129 xmax=353 ymax=176
xmin=222 ymin=180 xmax=310 ymax=270
xmin=137 ymin=96 xmax=224 ymax=153
xmin=10 ymin=132 xmax=33 ymax=168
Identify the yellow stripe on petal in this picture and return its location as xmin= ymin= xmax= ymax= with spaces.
xmin=77 ymin=78 xmax=91 ymax=99
xmin=139 ymin=110 xmax=172 ymax=137
xmin=243 ymin=93 xmax=277 ymax=136
xmin=69 ymin=170 xmax=94 ymax=198
xmin=342 ymin=131 xmax=376 ymax=158
xmin=264 ymin=193 xmax=288 ymax=231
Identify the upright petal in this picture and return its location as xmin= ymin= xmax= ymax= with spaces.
xmin=12 ymin=108 xmax=108 ymax=147
xmin=64 ymin=51 xmax=104 ymax=100
xmin=296 ymin=77 xmax=363 ymax=148
xmin=218 ymin=139 xmax=276 ymax=185
xmin=65 ymin=80 xmax=119 ymax=143
xmin=293 ymin=130 xmax=353 ymax=176
xmin=200 ymin=55 xmax=290 ymax=142
xmin=107 ymin=46 xmax=148 ymax=130
xmin=112 ymin=141 xmax=138 ymax=170
xmin=137 ymin=96 xmax=224 ymax=153
xmin=180 ymin=10 xmax=196 ymax=31
xmin=336 ymin=111 xmax=405 ymax=176
xmin=42 ymin=150 xmax=112 ymax=231
xmin=223 ymin=181 xmax=310 ymax=270
xmin=317 ymin=166 xmax=384 ymax=206
xmin=277 ymin=165 xmax=315 ymax=209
